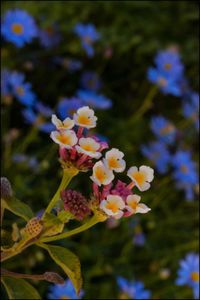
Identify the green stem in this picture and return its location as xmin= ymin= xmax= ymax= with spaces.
xmin=43 ymin=168 xmax=79 ymax=217
xmin=40 ymin=214 xmax=101 ymax=243
xmin=131 ymin=85 xmax=158 ymax=122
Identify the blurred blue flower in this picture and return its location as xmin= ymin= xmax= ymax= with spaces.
xmin=154 ymin=48 xmax=184 ymax=78
xmin=74 ymin=23 xmax=100 ymax=57
xmin=133 ymin=231 xmax=146 ymax=247
xmin=182 ymin=92 xmax=199 ymax=131
xmin=48 ymin=279 xmax=83 ymax=299
xmin=80 ymin=71 xmax=102 ymax=91
xmin=77 ymin=89 xmax=112 ymax=109
xmin=117 ymin=277 xmax=151 ymax=299
xmin=172 ymin=150 xmax=198 ymax=201
xmin=1 ymin=69 xmax=11 ymax=97
xmin=176 ymin=253 xmax=199 ymax=299
xmin=12 ymin=153 xmax=39 ymax=171
xmin=22 ymin=101 xmax=54 ymax=133
xmin=150 ymin=116 xmax=176 ymax=145
xmin=1 ymin=9 xmax=37 ymax=47
xmin=53 ymin=56 xmax=82 ymax=72
xmin=147 ymin=48 xmax=184 ymax=96
xmin=9 ymin=71 xmax=36 ymax=106
xmin=39 ymin=25 xmax=61 ymax=48
xmin=57 ymin=97 xmax=84 ymax=119
xmin=141 ymin=141 xmax=171 ymax=174
xmin=147 ymin=68 xmax=182 ymax=96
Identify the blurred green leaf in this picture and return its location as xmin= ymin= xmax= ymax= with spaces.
xmin=1 ymin=277 xmax=41 ymax=299
xmin=39 ymin=243 xmax=82 ymax=295
xmin=2 ymin=198 xmax=34 ymax=221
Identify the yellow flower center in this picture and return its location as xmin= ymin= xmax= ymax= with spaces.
xmin=106 ymin=202 xmax=119 ymax=213
xmin=95 ymin=167 xmax=106 ymax=182
xmin=129 ymin=201 xmax=137 ymax=210
xmin=158 ymin=77 xmax=167 ymax=87
xmin=164 ymin=63 xmax=172 ymax=70
xmin=77 ymin=114 xmax=91 ymax=126
xmin=108 ymin=157 xmax=119 ymax=169
xmin=82 ymin=144 xmax=95 ymax=152
xmin=16 ymin=86 xmax=25 ymax=96
xmin=132 ymin=172 xmax=145 ymax=186
xmin=191 ymin=271 xmax=199 ymax=282
xmin=12 ymin=23 xmax=24 ymax=35
xmin=180 ymin=165 xmax=188 ymax=173
xmin=57 ymin=134 xmax=71 ymax=145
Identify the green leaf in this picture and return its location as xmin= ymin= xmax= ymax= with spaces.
xmin=42 ymin=212 xmax=64 ymax=237
xmin=39 ymin=243 xmax=82 ymax=295
xmin=2 ymin=197 xmax=34 ymax=221
xmin=1 ymin=276 xmax=41 ymax=299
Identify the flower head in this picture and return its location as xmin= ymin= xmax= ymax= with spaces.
xmin=176 ymin=253 xmax=199 ymax=299
xmin=182 ymin=92 xmax=199 ymax=131
xmin=61 ymin=189 xmax=91 ymax=221
xmin=48 ymin=279 xmax=84 ymax=299
xmin=39 ymin=24 xmax=61 ymax=48
xmin=77 ymin=89 xmax=112 ymax=110
xmin=100 ymin=195 xmax=125 ymax=219
xmin=1 ymin=9 xmax=37 ymax=47
xmin=74 ymin=106 xmax=97 ymax=128
xmin=90 ymin=161 xmax=114 ymax=186
xmin=73 ymin=23 xmax=100 ymax=57
xmin=9 ymin=71 xmax=36 ymax=107
xmin=171 ymin=150 xmax=198 ymax=201
xmin=57 ymin=97 xmax=84 ymax=119
xmin=50 ymin=130 xmax=78 ymax=149
xmin=126 ymin=194 xmax=151 ymax=215
xmin=127 ymin=166 xmax=154 ymax=191
xmin=52 ymin=114 xmax=74 ymax=131
xmin=80 ymin=71 xmax=102 ymax=91
xmin=150 ymin=116 xmax=176 ymax=145
xmin=76 ymin=137 xmax=101 ymax=158
xmin=104 ymin=148 xmax=126 ymax=173
xmin=141 ymin=141 xmax=171 ymax=174
xmin=117 ymin=277 xmax=151 ymax=299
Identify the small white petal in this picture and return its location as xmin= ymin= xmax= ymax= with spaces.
xmin=135 ymin=203 xmax=151 ymax=214
xmin=140 ymin=165 xmax=154 ymax=182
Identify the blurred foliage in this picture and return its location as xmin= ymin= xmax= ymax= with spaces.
xmin=1 ymin=1 xmax=199 ymax=299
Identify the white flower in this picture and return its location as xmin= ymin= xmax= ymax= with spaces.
xmin=50 ymin=130 xmax=78 ymax=149
xmin=90 ymin=161 xmax=114 ymax=186
xmin=51 ymin=114 xmax=74 ymax=130
xmin=104 ymin=148 xmax=126 ymax=172
xmin=127 ymin=165 xmax=154 ymax=191
xmin=100 ymin=195 xmax=125 ymax=219
xmin=73 ymin=106 xmax=97 ymax=128
xmin=126 ymin=194 xmax=151 ymax=214
xmin=76 ymin=137 xmax=101 ymax=158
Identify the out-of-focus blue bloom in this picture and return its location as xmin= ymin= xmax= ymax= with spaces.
xmin=22 ymin=102 xmax=54 ymax=133
xmin=147 ymin=48 xmax=184 ymax=96
xmin=74 ymin=23 xmax=100 ymax=57
xmin=9 ymin=71 xmax=36 ymax=106
xmin=154 ymin=48 xmax=184 ymax=78
xmin=117 ymin=277 xmax=151 ymax=299
xmin=172 ymin=150 xmax=198 ymax=201
xmin=12 ymin=153 xmax=39 ymax=171
xmin=77 ymin=89 xmax=112 ymax=109
xmin=182 ymin=92 xmax=199 ymax=131
xmin=57 ymin=97 xmax=84 ymax=119
xmin=141 ymin=141 xmax=171 ymax=174
xmin=133 ymin=231 xmax=146 ymax=247
xmin=150 ymin=116 xmax=176 ymax=145
xmin=1 ymin=69 xmax=11 ymax=97
xmin=53 ymin=56 xmax=82 ymax=72
xmin=147 ymin=68 xmax=182 ymax=96
xmin=176 ymin=253 xmax=199 ymax=299
xmin=80 ymin=71 xmax=102 ymax=91
xmin=1 ymin=9 xmax=37 ymax=47
xmin=48 ymin=279 xmax=84 ymax=299
xmin=38 ymin=25 xmax=61 ymax=48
